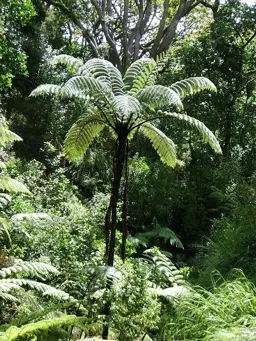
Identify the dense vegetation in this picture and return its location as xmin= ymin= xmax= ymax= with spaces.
xmin=0 ymin=0 xmax=256 ymax=340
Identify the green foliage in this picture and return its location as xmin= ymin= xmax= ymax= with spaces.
xmin=161 ymin=271 xmax=256 ymax=341
xmin=110 ymin=261 xmax=161 ymax=341
xmin=0 ymin=315 xmax=86 ymax=341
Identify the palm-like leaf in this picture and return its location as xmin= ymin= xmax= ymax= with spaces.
xmin=78 ymin=58 xmax=124 ymax=96
xmin=140 ymin=122 xmax=177 ymax=167
xmin=0 ymin=175 xmax=30 ymax=194
xmin=162 ymin=111 xmax=222 ymax=153
xmin=123 ymin=58 xmax=157 ymax=93
xmin=52 ymin=54 xmax=83 ymax=72
xmin=0 ymin=124 xmax=22 ymax=147
xmin=0 ymin=315 xmax=86 ymax=341
xmin=136 ymin=85 xmax=183 ymax=111
xmin=30 ymin=84 xmax=63 ymax=97
xmin=63 ymin=75 xmax=113 ymax=102
xmin=64 ymin=110 xmax=105 ymax=162
xmin=170 ymin=77 xmax=217 ymax=98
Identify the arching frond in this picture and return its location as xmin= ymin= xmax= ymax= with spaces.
xmin=63 ymin=76 xmax=113 ymax=102
xmin=29 ymin=84 xmax=64 ymax=97
xmin=0 ymin=260 xmax=59 ymax=279
xmin=162 ymin=111 xmax=222 ymax=153
xmin=136 ymin=85 xmax=183 ymax=111
xmin=0 ymin=315 xmax=86 ymax=341
xmin=123 ymin=58 xmax=157 ymax=93
xmin=111 ymin=95 xmax=141 ymax=121
xmin=52 ymin=54 xmax=83 ymax=72
xmin=140 ymin=122 xmax=177 ymax=167
xmin=133 ymin=228 xmax=184 ymax=249
xmin=0 ymin=279 xmax=70 ymax=300
xmin=64 ymin=111 xmax=105 ymax=162
xmin=170 ymin=77 xmax=217 ymax=98
xmin=0 ymin=217 xmax=12 ymax=247
xmin=0 ymin=193 xmax=11 ymax=209
xmin=144 ymin=249 xmax=185 ymax=286
xmin=0 ymin=124 xmax=22 ymax=147
xmin=0 ymin=175 xmax=30 ymax=194
xmin=78 ymin=58 xmax=124 ymax=96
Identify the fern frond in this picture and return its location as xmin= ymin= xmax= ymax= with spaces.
xmin=140 ymin=122 xmax=177 ymax=167
xmin=123 ymin=58 xmax=157 ymax=93
xmin=64 ymin=110 xmax=105 ymax=161
xmin=64 ymin=75 xmax=113 ymax=102
xmin=78 ymin=58 xmax=124 ymax=96
xmin=111 ymin=95 xmax=141 ymax=121
xmin=0 ymin=260 xmax=59 ymax=278
xmin=0 ymin=315 xmax=86 ymax=341
xmin=136 ymin=85 xmax=183 ymax=111
xmin=0 ymin=193 xmax=11 ymax=209
xmin=0 ymin=279 xmax=70 ymax=300
xmin=170 ymin=77 xmax=217 ymax=98
xmin=162 ymin=111 xmax=222 ymax=153
xmin=0 ymin=116 xmax=22 ymax=146
xmin=30 ymin=84 xmax=64 ymax=97
xmin=133 ymin=228 xmax=184 ymax=249
xmin=0 ymin=175 xmax=30 ymax=194
xmin=0 ymin=217 xmax=12 ymax=247
xmin=144 ymin=249 xmax=185 ymax=286
xmin=52 ymin=54 xmax=83 ymax=72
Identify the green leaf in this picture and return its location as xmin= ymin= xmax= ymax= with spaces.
xmin=170 ymin=77 xmax=217 ymax=98
xmin=64 ymin=110 xmax=105 ymax=161
xmin=140 ymin=122 xmax=177 ymax=167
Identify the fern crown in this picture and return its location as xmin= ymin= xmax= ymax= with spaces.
xmin=30 ymin=55 xmax=221 ymax=166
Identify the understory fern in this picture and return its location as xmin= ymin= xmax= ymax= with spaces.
xmin=0 ymin=260 xmax=70 ymax=302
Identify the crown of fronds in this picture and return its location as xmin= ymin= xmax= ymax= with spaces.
xmin=31 ymin=56 xmax=221 ymax=164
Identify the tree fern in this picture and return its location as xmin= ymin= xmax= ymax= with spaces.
xmin=31 ymin=55 xmax=221 ymax=267
xmin=140 ymin=123 xmax=177 ymax=167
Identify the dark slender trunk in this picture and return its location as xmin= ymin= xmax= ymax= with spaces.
xmin=121 ymin=142 xmax=128 ymax=262
xmin=107 ymin=137 xmax=127 ymax=266
xmin=102 ymin=136 xmax=127 ymax=340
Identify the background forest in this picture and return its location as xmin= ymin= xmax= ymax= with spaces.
xmin=0 ymin=0 xmax=256 ymax=340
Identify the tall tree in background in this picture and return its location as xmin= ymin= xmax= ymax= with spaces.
xmin=42 ymin=0 xmax=220 ymax=71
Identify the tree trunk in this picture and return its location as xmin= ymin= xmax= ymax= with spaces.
xmin=102 ymin=137 xmax=127 ymax=339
